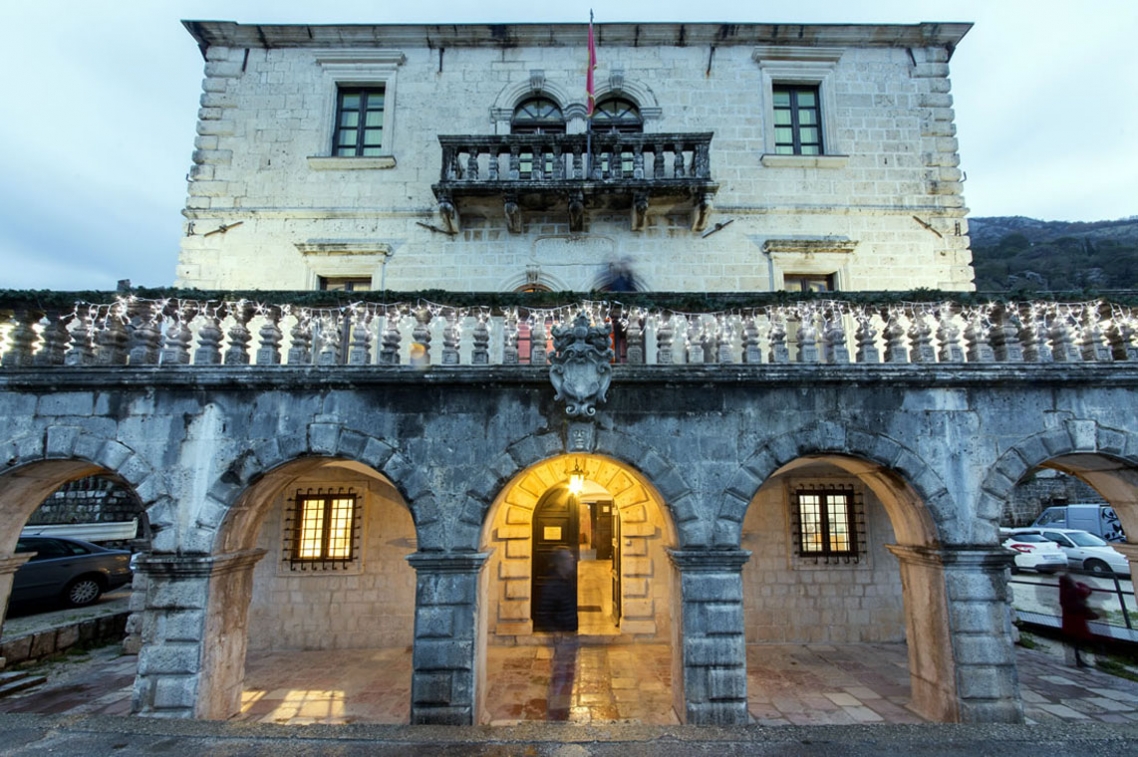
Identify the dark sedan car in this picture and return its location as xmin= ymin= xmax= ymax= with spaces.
xmin=12 ymin=536 xmax=133 ymax=607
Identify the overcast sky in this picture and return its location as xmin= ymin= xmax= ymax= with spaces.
xmin=1 ymin=0 xmax=1134 ymax=290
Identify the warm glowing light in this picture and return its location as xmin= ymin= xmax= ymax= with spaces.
xmin=567 ymin=458 xmax=585 ymax=495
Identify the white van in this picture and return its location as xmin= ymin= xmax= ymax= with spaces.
xmin=1031 ymin=504 xmax=1126 ymax=543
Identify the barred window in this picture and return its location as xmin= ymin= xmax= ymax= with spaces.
xmin=285 ymin=488 xmax=361 ymax=570
xmin=791 ymin=484 xmax=865 ymax=564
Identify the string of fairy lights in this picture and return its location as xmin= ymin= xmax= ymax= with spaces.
xmin=0 ymin=294 xmax=1134 ymax=361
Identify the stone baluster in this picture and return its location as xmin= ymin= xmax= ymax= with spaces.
xmin=632 ymin=143 xmax=645 ymax=180
xmin=441 ymin=145 xmax=456 ymax=180
xmin=654 ymin=142 xmax=666 ymax=179
xmin=883 ymin=309 xmax=908 ymax=364
xmin=683 ymin=316 xmax=703 ymax=364
xmin=552 ymin=144 xmax=565 ymax=180
xmin=487 ymin=145 xmax=499 ymax=181
xmin=96 ymin=306 xmax=131 ymax=366
xmin=908 ymin=311 xmax=937 ymax=363
xmin=128 ymin=302 xmax=163 ymax=366
xmin=694 ymin=141 xmax=711 ymax=178
xmin=508 ymin=145 xmax=521 ymax=180
xmin=502 ymin=310 xmax=519 ymax=365
xmin=466 ymin=149 xmax=479 ymax=181
xmin=2 ymin=309 xmax=40 ymax=368
xmin=442 ymin=309 xmax=461 ymax=365
xmin=767 ymin=309 xmax=789 ymax=364
xmin=742 ymin=313 xmax=763 ymax=364
xmin=1049 ymin=311 xmax=1082 ymax=362
xmin=33 ymin=310 xmax=69 ymax=366
xmin=316 ymin=314 xmax=344 ymax=366
xmin=989 ymin=307 xmax=1024 ymax=363
xmin=934 ymin=308 xmax=965 ymax=362
xmin=255 ymin=307 xmax=283 ymax=365
xmin=530 ymin=315 xmax=549 ymax=366
xmin=380 ymin=310 xmax=403 ymax=365
xmin=674 ymin=143 xmax=688 ymax=178
xmin=471 ymin=314 xmax=490 ymax=365
xmin=716 ymin=316 xmax=734 ymax=364
xmin=411 ymin=306 xmax=433 ymax=367
xmin=193 ymin=307 xmax=224 ymax=365
xmin=854 ymin=310 xmax=880 ymax=363
xmin=348 ymin=311 xmax=374 ymax=366
xmin=286 ymin=312 xmax=313 ymax=365
xmin=64 ymin=310 xmax=96 ymax=366
xmin=1079 ymin=306 xmax=1113 ymax=362
xmin=964 ymin=312 xmax=995 ymax=363
xmin=822 ymin=309 xmax=850 ymax=364
xmin=571 ymin=145 xmax=583 ymax=180
xmin=160 ymin=306 xmax=196 ymax=366
xmin=656 ymin=313 xmax=675 ymax=365
xmin=1017 ymin=306 xmax=1052 ymax=363
xmin=796 ymin=306 xmax=820 ymax=363
xmin=224 ymin=302 xmax=255 ymax=365
xmin=1106 ymin=313 xmax=1138 ymax=361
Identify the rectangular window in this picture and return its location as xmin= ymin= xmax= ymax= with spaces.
xmin=783 ymin=273 xmax=835 ymax=293
xmin=286 ymin=488 xmax=360 ymax=569
xmin=792 ymin=484 xmax=862 ymax=562
xmin=334 ymin=87 xmax=386 ymax=157
xmin=319 ymin=276 xmax=372 ymax=292
xmin=773 ymin=85 xmax=823 ymax=156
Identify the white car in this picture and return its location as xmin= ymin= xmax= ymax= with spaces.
xmin=1014 ymin=528 xmax=1131 ymax=575
xmin=1001 ymin=531 xmax=1069 ymax=573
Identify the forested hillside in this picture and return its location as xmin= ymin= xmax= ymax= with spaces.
xmin=968 ymin=216 xmax=1138 ymax=291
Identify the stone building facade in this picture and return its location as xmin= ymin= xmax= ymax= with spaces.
xmin=176 ymin=20 xmax=973 ymax=293
xmin=2 ymin=18 xmax=1138 ymax=732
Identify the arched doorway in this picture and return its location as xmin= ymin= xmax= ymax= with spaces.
xmin=481 ymin=453 xmax=678 ymax=724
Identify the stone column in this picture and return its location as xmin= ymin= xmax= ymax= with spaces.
xmin=887 ymin=545 xmax=1022 ymax=724
xmin=0 ymin=554 xmax=35 ymax=669
xmin=666 ymin=548 xmax=751 ymax=725
xmin=406 ymin=551 xmax=491 ymax=725
xmin=132 ymin=549 xmax=265 ymax=719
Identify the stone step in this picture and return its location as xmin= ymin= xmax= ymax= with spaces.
xmin=0 ymin=670 xmax=47 ymax=698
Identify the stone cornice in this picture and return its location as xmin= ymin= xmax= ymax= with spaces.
xmin=183 ymin=20 xmax=972 ymax=54
xmin=405 ymin=551 xmax=491 ymax=573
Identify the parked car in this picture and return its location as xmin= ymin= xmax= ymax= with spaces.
xmin=1013 ymin=527 xmax=1130 ymax=575
xmin=12 ymin=536 xmax=133 ymax=607
xmin=1031 ymin=504 xmax=1126 ymax=543
xmin=1000 ymin=531 xmax=1069 ymax=573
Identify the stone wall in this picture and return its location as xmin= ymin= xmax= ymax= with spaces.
xmin=741 ymin=467 xmax=905 ymax=644
xmin=1002 ymin=469 xmax=1106 ymax=527
xmin=246 ymin=468 xmax=417 ymax=651
xmin=177 ymin=24 xmax=973 ymax=293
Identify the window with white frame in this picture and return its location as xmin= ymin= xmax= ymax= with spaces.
xmin=753 ymin=46 xmax=845 ymax=165
xmin=307 ymin=50 xmax=404 ymax=170
xmin=284 ymin=487 xmax=362 ymax=570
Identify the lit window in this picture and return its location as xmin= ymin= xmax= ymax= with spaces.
xmin=773 ymin=85 xmax=823 ymax=155
xmin=287 ymin=489 xmax=359 ymax=568
xmin=793 ymin=485 xmax=860 ymax=560
xmin=334 ymin=87 xmax=386 ymax=157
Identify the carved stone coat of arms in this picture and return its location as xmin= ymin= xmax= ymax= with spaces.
xmin=549 ymin=313 xmax=614 ymax=417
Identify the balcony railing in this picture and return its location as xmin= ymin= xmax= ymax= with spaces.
xmin=2 ymin=294 xmax=1136 ymax=370
xmin=432 ymin=133 xmax=718 ymax=233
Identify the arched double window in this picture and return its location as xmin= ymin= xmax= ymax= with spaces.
xmin=511 ymin=97 xmax=566 ymax=178
xmin=592 ymin=97 xmax=642 ymax=176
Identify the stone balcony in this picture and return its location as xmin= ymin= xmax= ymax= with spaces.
xmin=2 ymin=291 xmax=1136 ymax=371
xmin=431 ymin=133 xmax=718 ymax=233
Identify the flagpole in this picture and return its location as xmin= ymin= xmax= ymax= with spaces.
xmin=586 ymin=9 xmax=595 ymax=180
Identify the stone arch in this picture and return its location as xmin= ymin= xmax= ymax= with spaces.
xmin=497 ymin=269 xmax=572 ymax=293
xmin=591 ymin=75 xmax=662 ymax=124
xmin=978 ymin=420 xmax=1138 ymax=538
xmin=717 ymin=422 xmax=946 ymax=549
xmin=490 ymin=76 xmax=574 ymax=126
xmin=470 ymin=426 xmax=698 ymax=548
xmin=0 ymin=430 xmax=171 ymax=554
xmin=169 ymin=422 xmax=420 ymax=721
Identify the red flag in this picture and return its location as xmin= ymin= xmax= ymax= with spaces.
xmin=586 ymin=11 xmax=597 ymax=117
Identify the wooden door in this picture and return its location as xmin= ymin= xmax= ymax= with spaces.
xmin=594 ymin=501 xmax=614 ymax=560
xmin=531 ymin=486 xmax=579 ymax=632
xmin=611 ymin=506 xmax=622 ymax=625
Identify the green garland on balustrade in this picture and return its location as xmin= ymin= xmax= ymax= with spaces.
xmin=2 ymin=287 xmax=1138 ymax=314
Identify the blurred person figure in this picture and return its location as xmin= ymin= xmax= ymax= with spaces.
xmin=1059 ymin=568 xmax=1097 ymax=667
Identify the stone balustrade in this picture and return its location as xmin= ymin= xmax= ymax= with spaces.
xmin=1 ymin=295 xmax=1137 ymax=369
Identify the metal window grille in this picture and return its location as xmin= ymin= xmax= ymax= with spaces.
xmin=283 ymin=487 xmax=361 ymax=570
xmin=791 ymin=484 xmax=866 ymax=565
